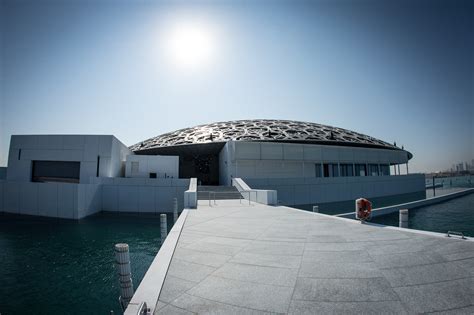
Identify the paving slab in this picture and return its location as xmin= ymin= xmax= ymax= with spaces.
xmin=146 ymin=200 xmax=474 ymax=314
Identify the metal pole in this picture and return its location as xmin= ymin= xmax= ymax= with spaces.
xmin=160 ymin=214 xmax=167 ymax=245
xmin=406 ymin=162 xmax=409 ymax=174
xmin=173 ymin=198 xmax=178 ymax=223
xmin=398 ymin=164 xmax=401 ymax=175
xmin=115 ymin=243 xmax=134 ymax=311
xmin=399 ymin=209 xmax=409 ymax=228
xmin=433 ymin=176 xmax=436 ymax=197
xmin=312 ymin=206 xmax=319 ymax=213
xmin=209 ymin=192 xmax=211 ymax=207
xmin=214 ymin=192 xmax=217 ymax=205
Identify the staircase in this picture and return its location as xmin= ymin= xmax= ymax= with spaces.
xmin=197 ymin=186 xmax=243 ymax=200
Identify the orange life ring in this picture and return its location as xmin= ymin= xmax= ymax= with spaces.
xmin=356 ymin=198 xmax=372 ymax=221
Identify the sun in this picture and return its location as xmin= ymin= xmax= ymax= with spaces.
xmin=162 ymin=20 xmax=217 ymax=71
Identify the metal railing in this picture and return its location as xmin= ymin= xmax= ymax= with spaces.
xmin=447 ymin=231 xmax=466 ymax=239
xmin=195 ymin=190 xmax=258 ymax=206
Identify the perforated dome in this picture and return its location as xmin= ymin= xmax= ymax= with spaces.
xmin=130 ymin=119 xmax=408 ymax=155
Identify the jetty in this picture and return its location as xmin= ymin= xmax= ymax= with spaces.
xmin=126 ymin=199 xmax=474 ymax=314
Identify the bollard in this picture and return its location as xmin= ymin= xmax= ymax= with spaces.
xmin=115 ymin=243 xmax=134 ymax=311
xmin=399 ymin=209 xmax=409 ymax=228
xmin=312 ymin=206 xmax=319 ymax=213
xmin=160 ymin=214 xmax=167 ymax=245
xmin=173 ymin=198 xmax=178 ymax=223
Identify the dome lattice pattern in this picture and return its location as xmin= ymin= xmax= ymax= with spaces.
xmin=130 ymin=119 xmax=397 ymax=151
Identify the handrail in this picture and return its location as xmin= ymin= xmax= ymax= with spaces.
xmin=447 ymin=231 xmax=466 ymax=239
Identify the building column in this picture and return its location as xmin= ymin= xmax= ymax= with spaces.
xmin=406 ymin=162 xmax=409 ymax=174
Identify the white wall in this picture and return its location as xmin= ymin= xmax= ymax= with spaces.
xmin=244 ymin=174 xmax=425 ymax=206
xmin=0 ymin=178 xmax=190 ymax=219
xmin=220 ymin=140 xmax=410 ymax=182
xmin=125 ymin=155 xmax=179 ymax=179
xmin=7 ymin=135 xmax=131 ymax=184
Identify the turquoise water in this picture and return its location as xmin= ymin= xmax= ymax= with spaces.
xmin=426 ymin=175 xmax=473 ymax=188
xmin=371 ymin=193 xmax=474 ymax=237
xmin=0 ymin=213 xmax=173 ymax=315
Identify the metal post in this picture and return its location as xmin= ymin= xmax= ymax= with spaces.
xmin=115 ymin=243 xmax=134 ymax=311
xmin=208 ymin=192 xmax=211 ymax=207
xmin=173 ymin=198 xmax=178 ymax=223
xmin=406 ymin=162 xmax=409 ymax=174
xmin=312 ymin=206 xmax=319 ymax=213
xmin=433 ymin=176 xmax=436 ymax=197
xmin=399 ymin=209 xmax=408 ymax=228
xmin=214 ymin=192 xmax=217 ymax=205
xmin=160 ymin=214 xmax=167 ymax=245
xmin=398 ymin=164 xmax=401 ymax=175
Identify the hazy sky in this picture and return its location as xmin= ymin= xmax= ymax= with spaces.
xmin=1 ymin=0 xmax=472 ymax=173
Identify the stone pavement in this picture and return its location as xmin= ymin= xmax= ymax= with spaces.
xmin=155 ymin=200 xmax=474 ymax=314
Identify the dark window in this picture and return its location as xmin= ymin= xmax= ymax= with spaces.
xmin=96 ymin=156 xmax=100 ymax=177
xmin=323 ymin=163 xmax=330 ymax=177
xmin=332 ymin=164 xmax=339 ymax=177
xmin=340 ymin=164 xmax=354 ymax=177
xmin=32 ymin=161 xmax=80 ymax=183
xmin=380 ymin=164 xmax=390 ymax=176
xmin=149 ymin=172 xmax=157 ymax=178
xmin=355 ymin=164 xmax=367 ymax=176
xmin=315 ymin=164 xmax=322 ymax=177
xmin=369 ymin=164 xmax=379 ymax=176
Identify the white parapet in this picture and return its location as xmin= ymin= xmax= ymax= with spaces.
xmin=184 ymin=178 xmax=197 ymax=209
xmin=232 ymin=178 xmax=278 ymax=206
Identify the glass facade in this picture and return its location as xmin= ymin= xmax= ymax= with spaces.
xmin=355 ymin=164 xmax=367 ymax=176
xmin=369 ymin=164 xmax=379 ymax=176
xmin=380 ymin=164 xmax=390 ymax=176
xmin=316 ymin=163 xmax=394 ymax=177
xmin=340 ymin=164 xmax=354 ymax=177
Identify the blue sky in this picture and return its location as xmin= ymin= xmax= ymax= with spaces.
xmin=1 ymin=0 xmax=472 ymax=172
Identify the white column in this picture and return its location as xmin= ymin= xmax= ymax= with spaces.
xmin=399 ymin=209 xmax=408 ymax=228
xmin=160 ymin=214 xmax=167 ymax=245
xmin=115 ymin=243 xmax=134 ymax=311
xmin=173 ymin=198 xmax=178 ymax=223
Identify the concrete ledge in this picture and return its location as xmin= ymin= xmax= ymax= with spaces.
xmin=233 ymin=178 xmax=278 ymax=205
xmin=282 ymin=205 xmax=474 ymax=241
xmin=336 ymin=188 xmax=474 ymax=219
xmin=124 ymin=209 xmax=190 ymax=315
xmin=184 ymin=178 xmax=197 ymax=209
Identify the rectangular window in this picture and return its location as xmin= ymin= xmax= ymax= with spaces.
xmin=380 ymin=164 xmax=390 ymax=176
xmin=323 ymin=163 xmax=339 ymax=177
xmin=369 ymin=164 xmax=379 ymax=176
xmin=323 ymin=163 xmax=330 ymax=177
xmin=340 ymin=164 xmax=354 ymax=177
xmin=315 ymin=164 xmax=322 ymax=177
xmin=96 ymin=156 xmax=100 ymax=177
xmin=32 ymin=161 xmax=80 ymax=183
xmin=149 ymin=172 xmax=157 ymax=178
xmin=355 ymin=164 xmax=367 ymax=176
xmin=332 ymin=164 xmax=339 ymax=177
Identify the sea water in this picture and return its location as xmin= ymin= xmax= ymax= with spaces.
xmin=371 ymin=193 xmax=474 ymax=237
xmin=0 ymin=213 xmax=173 ymax=314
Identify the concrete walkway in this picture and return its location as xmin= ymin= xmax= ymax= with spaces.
xmin=155 ymin=200 xmax=473 ymax=314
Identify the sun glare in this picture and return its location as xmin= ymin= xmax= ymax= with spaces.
xmin=162 ymin=20 xmax=217 ymax=71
